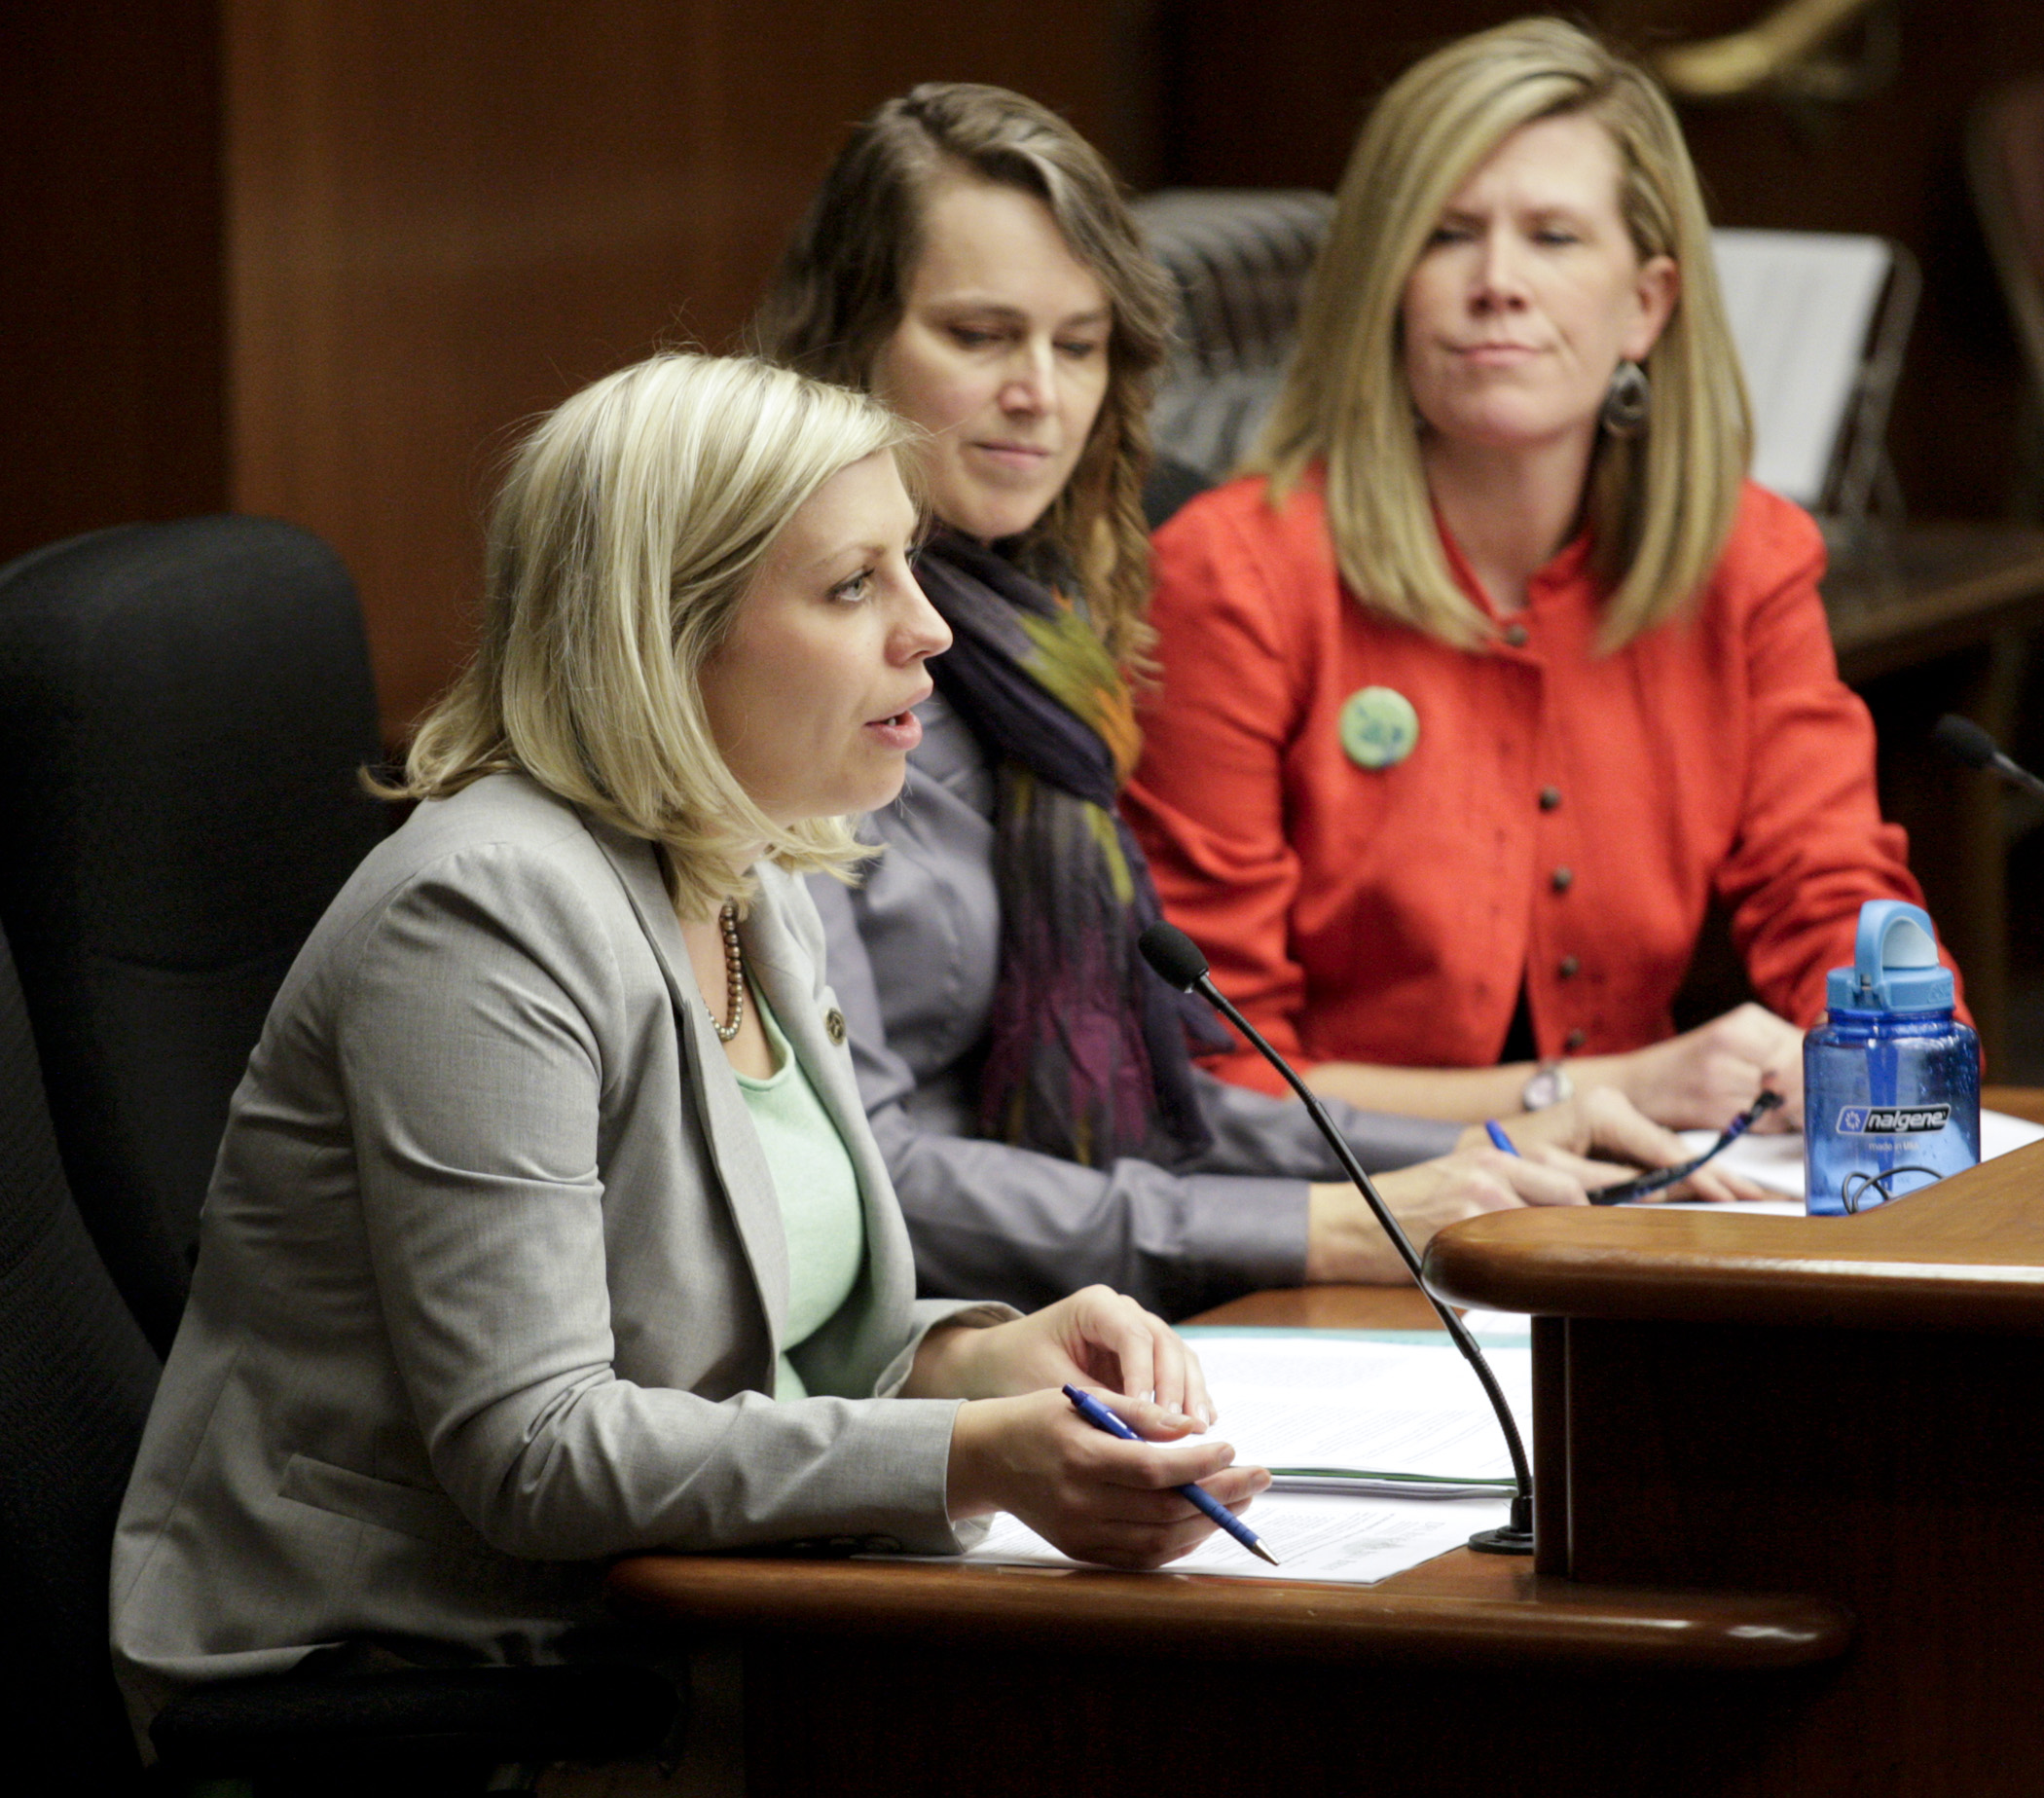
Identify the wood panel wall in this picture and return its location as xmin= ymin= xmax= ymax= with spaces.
xmin=0 ymin=2 xmax=228 ymax=561
xmin=224 ymin=0 xmax=1145 ymax=739
xmin=6 ymin=1 xmax=1145 ymax=743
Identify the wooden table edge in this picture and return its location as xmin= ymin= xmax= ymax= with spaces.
xmin=1423 ymin=1137 xmax=2044 ymax=1330
xmin=605 ymin=1548 xmax=1850 ymax=1671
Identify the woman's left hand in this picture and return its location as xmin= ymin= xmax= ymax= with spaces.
xmin=905 ymin=1286 xmax=1215 ymax=1425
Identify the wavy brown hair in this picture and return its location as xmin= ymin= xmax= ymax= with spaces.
xmin=753 ymin=81 xmax=1174 ymax=670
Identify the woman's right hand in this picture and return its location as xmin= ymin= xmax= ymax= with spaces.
xmin=1472 ymin=1083 xmax=1770 ymax=1203
xmin=945 ymin=1387 xmax=1268 ymax=1569
xmin=1303 ymin=1148 xmax=1595 ymax=1283
xmin=1303 ymin=1082 xmax=1774 ymax=1280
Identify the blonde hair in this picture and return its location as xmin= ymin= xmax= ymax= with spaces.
xmin=1249 ymin=17 xmax=1752 ymax=651
xmin=383 ymin=351 xmax=917 ymax=917
xmin=753 ymin=81 xmax=1176 ymax=670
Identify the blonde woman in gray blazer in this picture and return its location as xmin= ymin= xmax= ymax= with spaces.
xmin=111 ymin=353 xmax=1263 ymax=1743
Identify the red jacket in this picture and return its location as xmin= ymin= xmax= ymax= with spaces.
xmin=1125 ymin=471 xmax=1953 ymax=1097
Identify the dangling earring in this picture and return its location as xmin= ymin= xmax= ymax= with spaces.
xmin=1601 ymin=359 xmax=1650 ymax=438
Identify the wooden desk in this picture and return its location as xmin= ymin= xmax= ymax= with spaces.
xmin=609 ymin=1388 xmax=1846 ymax=1794
xmin=1825 ymin=523 xmax=2044 ymax=685
xmin=1824 ymin=526 xmax=2044 ymax=1070
xmin=608 ymin=1098 xmax=2044 ymax=1795
xmin=1420 ymin=1134 xmax=2044 ymax=1794
xmin=609 ymin=1550 xmax=1846 ymax=1795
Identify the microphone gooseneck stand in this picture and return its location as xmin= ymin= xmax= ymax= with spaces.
xmin=1138 ymin=922 xmax=1534 ymax=1555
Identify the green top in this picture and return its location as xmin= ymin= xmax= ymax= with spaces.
xmin=732 ymin=989 xmax=867 ymax=1400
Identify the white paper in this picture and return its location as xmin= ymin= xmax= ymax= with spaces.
xmin=958 ymin=1490 xmax=1510 ymax=1585
xmin=1449 ymin=1308 xmax=1534 ymax=1339
xmin=940 ymin=1337 xmax=1529 ymax=1585
xmin=1711 ymin=229 xmax=1890 ymax=504
xmin=1673 ymin=1107 xmax=2044 ymax=1199
xmin=1191 ymin=1336 xmax=1530 ymax=1482
xmin=1646 ymin=1194 xmax=1808 ymax=1214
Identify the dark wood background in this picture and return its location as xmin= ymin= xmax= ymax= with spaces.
xmin=6 ymin=0 xmax=2043 ymax=734
xmin=3 ymin=0 xmax=1144 ymax=738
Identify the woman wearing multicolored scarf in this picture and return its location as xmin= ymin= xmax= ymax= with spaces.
xmin=753 ymin=82 xmax=1757 ymax=1320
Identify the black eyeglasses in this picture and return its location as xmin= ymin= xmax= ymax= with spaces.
xmin=1588 ymin=1089 xmax=1786 ymax=1205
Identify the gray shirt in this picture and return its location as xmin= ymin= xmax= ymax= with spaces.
xmin=811 ymin=693 xmax=1461 ymax=1319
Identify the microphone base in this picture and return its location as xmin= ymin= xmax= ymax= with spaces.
xmin=1467 ymin=1523 xmax=1536 ymax=1556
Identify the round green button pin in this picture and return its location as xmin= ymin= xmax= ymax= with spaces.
xmin=1339 ymin=686 xmax=1419 ymax=770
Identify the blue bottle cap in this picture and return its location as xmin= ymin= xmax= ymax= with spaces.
xmin=1825 ymin=899 xmax=1953 ymax=1012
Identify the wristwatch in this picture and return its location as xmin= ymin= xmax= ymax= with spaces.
xmin=1520 ymin=1059 xmax=1575 ymax=1111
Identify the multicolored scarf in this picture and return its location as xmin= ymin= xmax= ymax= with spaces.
xmin=912 ymin=529 xmax=1224 ymax=1168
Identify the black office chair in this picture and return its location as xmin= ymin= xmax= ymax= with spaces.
xmin=0 ymin=521 xmax=680 ymax=1792
xmin=0 ymin=516 xmax=390 ymax=1353
xmin=1133 ymin=188 xmax=1335 ymax=482
xmin=0 ymin=917 xmax=162 ymax=1789
xmin=0 ymin=915 xmax=678 ymax=1793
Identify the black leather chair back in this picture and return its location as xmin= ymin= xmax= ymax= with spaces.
xmin=0 ymin=916 xmax=680 ymax=1794
xmin=0 ymin=517 xmax=387 ymax=1351
xmin=0 ymin=919 xmax=159 ymax=1786
xmin=0 ymin=522 xmax=678 ymax=1789
xmin=1133 ymin=188 xmax=1335 ymax=480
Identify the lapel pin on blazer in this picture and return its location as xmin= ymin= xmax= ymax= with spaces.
xmin=1340 ymin=686 xmax=1419 ymax=770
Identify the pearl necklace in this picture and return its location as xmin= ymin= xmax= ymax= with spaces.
xmin=710 ymin=902 xmax=746 ymax=1043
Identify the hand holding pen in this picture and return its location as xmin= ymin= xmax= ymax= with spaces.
xmin=934 ymin=1302 xmax=1270 ymax=1573
xmin=1484 ymin=1089 xmax=1784 ymax=1204
xmin=1583 ymin=1089 xmax=1784 ymax=1202
xmin=1063 ymin=1385 xmax=1281 ymax=1565
xmin=1464 ymin=1085 xmax=1770 ymax=1204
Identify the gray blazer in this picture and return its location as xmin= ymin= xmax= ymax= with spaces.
xmin=112 ymin=775 xmax=1000 ymax=1734
xmin=812 ymin=693 xmax=1462 ymax=1320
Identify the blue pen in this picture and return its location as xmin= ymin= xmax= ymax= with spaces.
xmin=1484 ymin=1119 xmax=1520 ymax=1156
xmin=1060 ymin=1383 xmax=1281 ymax=1567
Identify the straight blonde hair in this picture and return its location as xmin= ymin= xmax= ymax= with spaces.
xmin=1250 ymin=17 xmax=1752 ymax=651
xmin=383 ymin=351 xmax=917 ymax=917
xmin=753 ymin=82 xmax=1176 ymax=671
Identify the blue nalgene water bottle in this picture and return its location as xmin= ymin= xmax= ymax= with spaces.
xmin=1804 ymin=900 xmax=1979 ymax=1216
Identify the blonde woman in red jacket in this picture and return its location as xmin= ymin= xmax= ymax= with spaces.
xmin=1126 ymin=18 xmax=1956 ymax=1132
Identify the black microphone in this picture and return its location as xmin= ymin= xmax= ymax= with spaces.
xmin=1138 ymin=921 xmax=1534 ymax=1556
xmin=1933 ymin=715 xmax=2044 ymax=801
